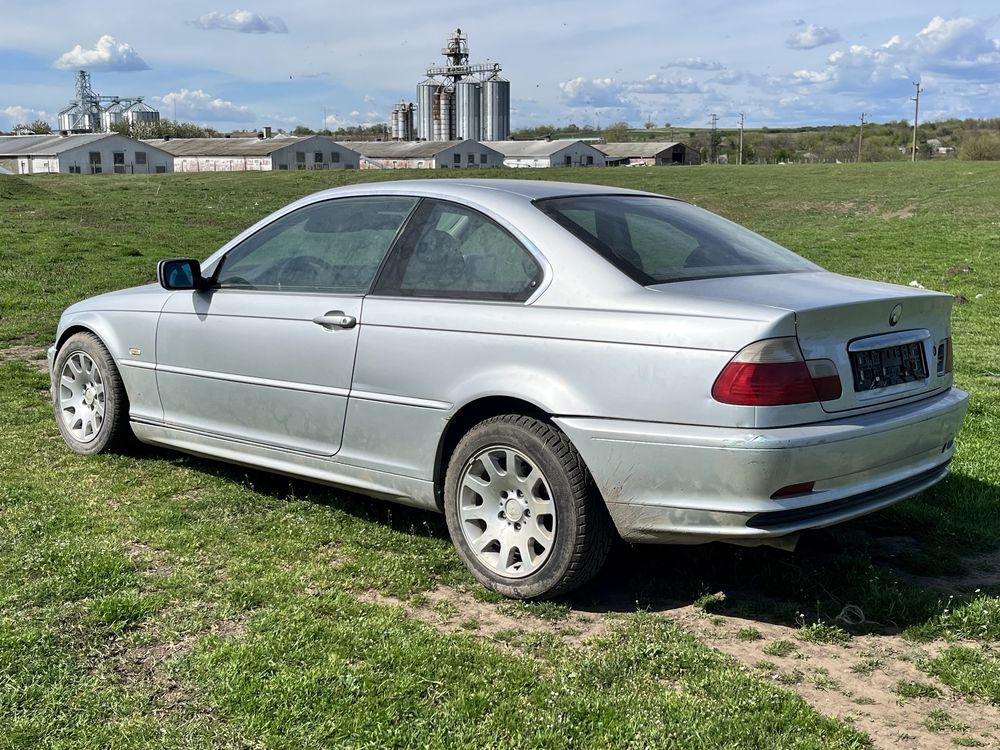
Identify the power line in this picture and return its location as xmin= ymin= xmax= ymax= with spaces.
xmin=738 ymin=112 xmax=744 ymax=166
xmin=857 ymin=112 xmax=865 ymax=163
xmin=709 ymin=113 xmax=718 ymax=163
xmin=911 ymin=82 xmax=922 ymax=162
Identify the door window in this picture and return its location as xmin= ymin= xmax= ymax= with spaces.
xmin=215 ymin=196 xmax=417 ymax=293
xmin=374 ymin=200 xmax=542 ymax=301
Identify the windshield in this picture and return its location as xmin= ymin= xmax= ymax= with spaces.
xmin=535 ymin=195 xmax=820 ymax=284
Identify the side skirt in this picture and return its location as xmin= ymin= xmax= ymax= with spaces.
xmin=130 ymin=421 xmax=439 ymax=511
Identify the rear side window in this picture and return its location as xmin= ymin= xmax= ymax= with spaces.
xmin=374 ymin=199 xmax=542 ymax=301
xmin=535 ymin=195 xmax=819 ymax=284
xmin=215 ymin=196 xmax=417 ymax=293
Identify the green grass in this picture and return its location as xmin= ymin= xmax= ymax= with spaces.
xmin=4 ymin=161 xmax=1000 ymax=746
xmin=921 ymin=646 xmax=1000 ymax=704
xmin=894 ymin=679 xmax=942 ymax=700
xmin=764 ymin=640 xmax=799 ymax=658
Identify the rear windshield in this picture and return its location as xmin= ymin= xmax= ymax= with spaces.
xmin=535 ymin=195 xmax=820 ymax=284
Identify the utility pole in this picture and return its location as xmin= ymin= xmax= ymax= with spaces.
xmin=857 ymin=112 xmax=865 ymax=163
xmin=738 ymin=112 xmax=745 ymax=166
xmin=911 ymin=82 xmax=922 ymax=162
xmin=709 ymin=113 xmax=719 ymax=163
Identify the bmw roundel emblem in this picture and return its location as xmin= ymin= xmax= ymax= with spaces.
xmin=889 ymin=304 xmax=903 ymax=327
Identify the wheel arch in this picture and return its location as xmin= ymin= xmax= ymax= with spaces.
xmin=56 ymin=323 xmax=105 ymax=352
xmin=433 ymin=395 xmax=557 ymax=512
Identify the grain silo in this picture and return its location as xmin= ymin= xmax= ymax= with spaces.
xmin=391 ymin=101 xmax=415 ymax=141
xmin=481 ymin=75 xmax=510 ymax=141
xmin=416 ymin=79 xmax=440 ymax=141
xmin=455 ymin=78 xmax=481 ymax=140
xmin=406 ymin=29 xmax=509 ymax=141
xmin=56 ymin=70 xmax=159 ymax=133
xmin=124 ymin=100 xmax=159 ymax=126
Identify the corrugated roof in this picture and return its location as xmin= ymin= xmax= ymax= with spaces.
xmin=483 ymin=140 xmax=604 ymax=158
xmin=141 ymin=136 xmax=327 ymax=157
xmin=0 ymin=133 xmax=117 ymax=157
xmin=594 ymin=142 xmax=682 ymax=158
xmin=338 ymin=140 xmax=497 ymax=159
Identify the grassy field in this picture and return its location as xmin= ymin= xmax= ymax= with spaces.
xmin=2 ymin=162 xmax=1000 ymax=748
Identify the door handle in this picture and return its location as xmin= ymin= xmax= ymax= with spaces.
xmin=312 ymin=311 xmax=357 ymax=329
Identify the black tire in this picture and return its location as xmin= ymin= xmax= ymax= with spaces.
xmin=444 ymin=414 xmax=612 ymax=599
xmin=52 ymin=332 xmax=130 ymax=455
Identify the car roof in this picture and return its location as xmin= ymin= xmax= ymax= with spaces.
xmin=323 ymin=178 xmax=669 ymax=203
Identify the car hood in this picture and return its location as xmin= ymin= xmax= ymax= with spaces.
xmin=63 ymin=283 xmax=169 ymax=315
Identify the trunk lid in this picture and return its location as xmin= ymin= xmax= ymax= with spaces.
xmin=649 ymin=271 xmax=955 ymax=413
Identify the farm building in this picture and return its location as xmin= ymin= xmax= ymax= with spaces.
xmin=595 ymin=142 xmax=701 ymax=166
xmin=143 ymin=136 xmax=361 ymax=172
xmin=485 ymin=140 xmax=606 ymax=168
xmin=338 ymin=139 xmax=503 ymax=169
xmin=0 ymin=133 xmax=173 ymax=175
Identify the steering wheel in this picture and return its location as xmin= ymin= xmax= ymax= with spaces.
xmin=270 ymin=255 xmax=336 ymax=286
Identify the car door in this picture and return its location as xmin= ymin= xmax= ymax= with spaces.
xmin=155 ymin=195 xmax=417 ymax=455
xmin=339 ymin=198 xmax=546 ymax=476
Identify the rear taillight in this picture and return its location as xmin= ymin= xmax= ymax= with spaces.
xmin=937 ymin=337 xmax=953 ymax=375
xmin=712 ymin=337 xmax=842 ymax=406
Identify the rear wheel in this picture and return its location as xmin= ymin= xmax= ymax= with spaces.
xmin=444 ymin=415 xmax=612 ymax=599
xmin=53 ymin=332 xmax=130 ymax=455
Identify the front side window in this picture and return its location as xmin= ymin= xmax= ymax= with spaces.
xmin=374 ymin=200 xmax=542 ymax=302
xmin=453 ymin=153 xmax=461 ymax=164
xmin=88 ymin=152 xmax=101 ymax=164
xmin=536 ymin=195 xmax=820 ymax=284
xmin=135 ymin=151 xmax=147 ymax=165
xmin=214 ymin=196 xmax=418 ymax=293
xmin=331 ymin=151 xmax=341 ymax=163
xmin=314 ymin=151 xmax=323 ymax=163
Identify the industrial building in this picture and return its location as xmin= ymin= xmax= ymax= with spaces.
xmin=486 ymin=140 xmax=607 ymax=168
xmin=143 ymin=136 xmax=361 ymax=172
xmin=595 ymin=142 xmax=701 ymax=166
xmin=57 ymin=70 xmax=160 ymax=133
xmin=0 ymin=133 xmax=173 ymax=174
xmin=338 ymin=140 xmax=503 ymax=170
xmin=393 ymin=29 xmax=510 ymax=143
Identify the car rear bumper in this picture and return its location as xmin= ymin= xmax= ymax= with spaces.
xmin=554 ymin=387 xmax=968 ymax=546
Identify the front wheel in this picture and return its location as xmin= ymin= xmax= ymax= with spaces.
xmin=53 ymin=332 xmax=130 ymax=455
xmin=444 ymin=415 xmax=612 ymax=599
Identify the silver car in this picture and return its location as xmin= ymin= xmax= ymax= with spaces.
xmin=50 ymin=179 xmax=968 ymax=598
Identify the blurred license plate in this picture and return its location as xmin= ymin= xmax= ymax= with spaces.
xmin=851 ymin=342 xmax=928 ymax=391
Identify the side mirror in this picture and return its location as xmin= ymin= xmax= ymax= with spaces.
xmin=157 ymin=258 xmax=207 ymax=291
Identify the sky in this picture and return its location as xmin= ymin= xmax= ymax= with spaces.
xmin=2 ymin=1 xmax=999 ymax=134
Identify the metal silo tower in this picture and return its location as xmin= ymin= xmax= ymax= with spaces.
xmin=411 ymin=28 xmax=509 ymax=141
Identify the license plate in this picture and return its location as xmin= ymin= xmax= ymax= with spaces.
xmin=850 ymin=342 xmax=928 ymax=391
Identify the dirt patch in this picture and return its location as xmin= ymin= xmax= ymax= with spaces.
xmin=361 ymin=583 xmax=998 ymax=748
xmin=359 ymin=586 xmax=611 ymax=650
xmin=674 ymin=607 xmax=998 ymax=750
xmin=111 ymin=616 xmax=246 ymax=718
xmin=0 ymin=345 xmax=49 ymax=372
xmin=881 ymin=206 xmax=916 ymax=220
xmin=907 ymin=547 xmax=1000 ymax=593
xmin=124 ymin=540 xmax=174 ymax=578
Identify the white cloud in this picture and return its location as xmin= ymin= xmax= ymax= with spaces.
xmin=558 ymin=77 xmax=628 ymax=107
xmin=323 ymin=111 xmax=383 ymax=129
xmin=189 ymin=10 xmax=287 ymax=34
xmin=791 ymin=15 xmax=1000 ymax=97
xmin=787 ymin=21 xmax=841 ymax=50
xmin=660 ymin=57 xmax=724 ymax=71
xmin=54 ymin=35 xmax=149 ymax=71
xmin=1 ymin=105 xmax=50 ymax=127
xmin=626 ymin=75 xmax=708 ymax=95
xmin=158 ymin=89 xmax=254 ymax=122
